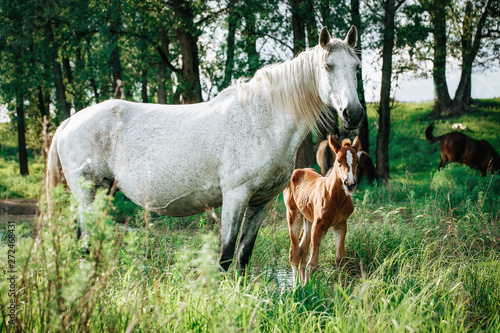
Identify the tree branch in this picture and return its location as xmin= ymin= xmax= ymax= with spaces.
xmin=257 ymin=32 xmax=293 ymax=53
xmin=395 ymin=0 xmax=406 ymax=11
xmin=155 ymin=45 xmax=181 ymax=74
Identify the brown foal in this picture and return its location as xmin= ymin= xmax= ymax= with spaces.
xmin=284 ymin=134 xmax=360 ymax=286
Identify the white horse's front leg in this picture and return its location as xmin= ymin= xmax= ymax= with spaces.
xmin=235 ymin=199 xmax=274 ymax=274
xmin=218 ymin=186 xmax=251 ymax=272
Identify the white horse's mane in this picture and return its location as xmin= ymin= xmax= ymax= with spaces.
xmin=237 ymin=38 xmax=357 ymax=131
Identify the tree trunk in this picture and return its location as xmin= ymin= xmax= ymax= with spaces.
xmin=38 ymin=86 xmax=50 ymax=159
xmin=84 ymin=36 xmax=100 ymax=104
xmin=291 ymin=0 xmax=315 ymax=168
xmin=428 ymin=0 xmax=452 ymax=117
xmin=305 ymin=0 xmax=318 ymax=48
xmin=53 ymin=61 xmax=70 ymax=120
xmin=62 ymin=57 xmax=77 ymax=111
xmin=157 ymin=28 xmax=169 ymax=104
xmin=16 ymin=94 xmax=29 ymax=176
xmin=351 ymin=0 xmax=370 ymax=153
xmin=291 ymin=0 xmax=306 ymax=56
xmin=448 ymin=63 xmax=473 ymax=115
xmin=319 ymin=0 xmax=332 ymax=31
xmin=45 ymin=23 xmax=70 ymax=120
xmin=38 ymin=86 xmax=48 ymax=121
xmin=448 ymin=0 xmax=493 ymax=115
xmin=172 ymin=0 xmax=203 ymax=104
xmin=244 ymin=5 xmax=260 ymax=75
xmin=142 ymin=69 xmax=149 ymax=103
xmin=223 ymin=0 xmax=238 ymax=88
xmin=109 ymin=20 xmax=123 ymax=99
xmin=63 ymin=57 xmax=74 ymax=84
xmin=90 ymin=77 xmax=100 ymax=103
xmin=72 ymin=47 xmax=87 ymax=112
xmin=376 ymin=0 xmax=397 ymax=182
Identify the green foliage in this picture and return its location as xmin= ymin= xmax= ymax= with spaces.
xmin=0 ymin=123 xmax=43 ymax=198
xmin=3 ymin=180 xmax=500 ymax=331
xmin=1 ymin=100 xmax=500 ymax=331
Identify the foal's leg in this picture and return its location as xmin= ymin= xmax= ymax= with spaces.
xmin=286 ymin=208 xmax=305 ymax=286
xmin=332 ymin=223 xmax=347 ymax=268
xmin=218 ymin=187 xmax=251 ymax=272
xmin=298 ymin=219 xmax=312 ymax=284
xmin=235 ymin=199 xmax=274 ymax=274
xmin=307 ymin=219 xmax=329 ymax=278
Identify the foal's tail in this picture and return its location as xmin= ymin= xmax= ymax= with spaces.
xmin=46 ymin=119 xmax=70 ymax=205
xmin=425 ymin=123 xmax=445 ymax=144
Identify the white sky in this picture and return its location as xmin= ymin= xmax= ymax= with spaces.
xmin=0 ymin=104 xmax=9 ymax=123
xmin=362 ymin=50 xmax=500 ymax=102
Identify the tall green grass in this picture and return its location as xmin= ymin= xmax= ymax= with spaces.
xmin=1 ymin=164 xmax=499 ymax=331
xmin=1 ymin=99 xmax=500 ymax=331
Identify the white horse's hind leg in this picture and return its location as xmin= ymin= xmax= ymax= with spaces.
xmin=70 ymin=180 xmax=96 ymax=243
xmin=235 ymin=199 xmax=274 ymax=274
xmin=218 ymin=187 xmax=251 ymax=272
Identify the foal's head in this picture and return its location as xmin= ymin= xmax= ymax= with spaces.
xmin=328 ymin=134 xmax=361 ymax=195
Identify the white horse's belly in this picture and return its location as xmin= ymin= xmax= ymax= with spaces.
xmin=141 ymin=185 xmax=223 ymax=217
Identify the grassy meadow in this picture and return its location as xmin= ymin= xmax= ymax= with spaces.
xmin=1 ymin=99 xmax=500 ymax=332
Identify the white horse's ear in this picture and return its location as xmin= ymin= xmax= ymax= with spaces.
xmin=328 ymin=134 xmax=341 ymax=154
xmin=319 ymin=27 xmax=331 ymax=49
xmin=345 ymin=25 xmax=358 ymax=48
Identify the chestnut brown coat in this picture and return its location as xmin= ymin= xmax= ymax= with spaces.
xmin=284 ymin=135 xmax=360 ymax=285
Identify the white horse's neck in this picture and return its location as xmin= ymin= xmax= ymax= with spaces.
xmin=237 ymin=46 xmax=327 ymax=136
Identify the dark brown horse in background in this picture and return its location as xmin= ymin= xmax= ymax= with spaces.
xmin=425 ymin=123 xmax=500 ymax=176
xmin=316 ymin=139 xmax=378 ymax=184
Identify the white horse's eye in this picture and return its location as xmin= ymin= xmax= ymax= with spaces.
xmin=324 ymin=63 xmax=334 ymax=72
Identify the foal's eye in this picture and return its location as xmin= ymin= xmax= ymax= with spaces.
xmin=324 ymin=63 xmax=334 ymax=72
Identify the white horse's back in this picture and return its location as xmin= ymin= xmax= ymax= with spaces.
xmin=56 ymin=92 xmax=238 ymax=215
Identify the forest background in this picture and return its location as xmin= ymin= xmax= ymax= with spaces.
xmin=1 ymin=0 xmax=499 ymax=179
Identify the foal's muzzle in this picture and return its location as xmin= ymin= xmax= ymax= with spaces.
xmin=344 ymin=180 xmax=357 ymax=191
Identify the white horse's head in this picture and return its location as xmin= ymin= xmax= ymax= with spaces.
xmin=318 ymin=26 xmax=364 ymax=131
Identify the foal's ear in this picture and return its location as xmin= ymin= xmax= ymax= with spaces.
xmin=319 ymin=27 xmax=331 ymax=50
xmin=328 ymin=134 xmax=341 ymax=153
xmin=352 ymin=136 xmax=361 ymax=152
xmin=345 ymin=25 xmax=358 ymax=48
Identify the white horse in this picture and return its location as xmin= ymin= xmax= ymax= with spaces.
xmin=46 ymin=26 xmax=364 ymax=273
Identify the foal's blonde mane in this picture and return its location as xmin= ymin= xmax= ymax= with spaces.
xmin=237 ymin=39 xmax=357 ymax=131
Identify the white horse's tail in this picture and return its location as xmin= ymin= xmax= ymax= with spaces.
xmin=46 ymin=119 xmax=70 ymax=206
